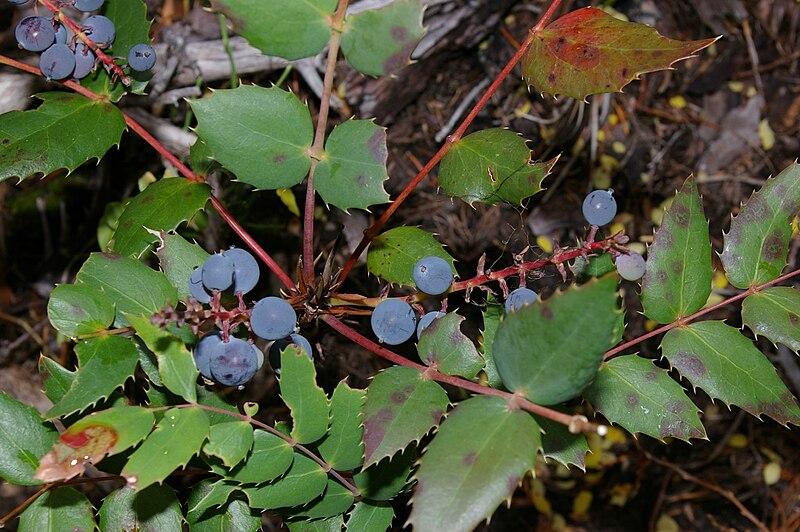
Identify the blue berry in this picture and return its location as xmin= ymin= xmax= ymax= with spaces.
xmin=54 ymin=21 xmax=68 ymax=45
xmin=250 ymin=297 xmax=297 ymax=341
xmin=268 ymin=334 xmax=313 ymax=375
xmin=209 ymin=337 xmax=259 ymax=387
xmin=39 ymin=44 xmax=76 ymax=80
xmin=615 ymin=252 xmax=646 ymax=281
xmin=223 ymin=247 xmax=260 ymax=294
xmin=15 ymin=16 xmax=55 ymax=52
xmin=128 ymin=43 xmax=157 ymax=72
xmin=188 ymin=267 xmax=212 ymax=304
xmin=412 ymin=256 xmax=453 ymax=295
xmin=582 ymin=190 xmax=617 ymax=226
xmin=505 ymin=287 xmax=538 ymax=313
xmin=417 ymin=311 xmax=446 ymax=338
xmin=73 ymin=43 xmax=96 ymax=80
xmin=8 ymin=0 xmax=31 ymax=6
xmin=371 ymin=299 xmax=417 ymax=345
xmin=73 ymin=0 xmax=105 ymax=11
xmin=252 ymin=343 xmax=264 ymax=369
xmin=83 ymin=15 xmax=115 ymax=47
xmin=194 ymin=332 xmax=223 ymax=379
xmin=202 ymin=253 xmax=234 ymax=291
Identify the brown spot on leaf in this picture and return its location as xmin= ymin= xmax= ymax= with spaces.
xmin=367 ymin=129 xmax=386 ymax=162
xmin=356 ymin=175 xmax=370 ymax=188
xmin=273 ymin=154 xmax=287 ymax=164
xmin=790 ymin=313 xmax=800 ymax=325
xmin=671 ymin=261 xmax=683 ymax=274
xmin=363 ymin=408 xmax=395 ymax=460
xmin=761 ymin=232 xmax=785 ymax=260
xmin=667 ymin=400 xmax=687 ymax=414
xmin=383 ymin=41 xmax=417 ymax=74
xmin=1 ymin=138 xmax=9 ymax=145
xmin=656 ymin=270 xmax=668 ymax=283
xmin=390 ymin=26 xmax=408 ymax=41
xmin=462 ymin=451 xmax=477 ymax=465
xmin=540 ymin=305 xmax=553 ymax=320
xmin=547 ymin=72 xmax=557 ymax=83
xmin=431 ymin=409 xmax=445 ymax=424
xmin=672 ymin=351 xmax=706 ymax=378
xmin=390 ymin=390 xmax=409 ymax=404
xmin=671 ymin=202 xmax=690 ymax=227
xmin=645 ymin=370 xmax=658 ymax=381
xmin=626 ymin=393 xmax=639 ymax=407
xmin=620 ymin=67 xmax=629 ymax=78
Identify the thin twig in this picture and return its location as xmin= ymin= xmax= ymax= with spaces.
xmin=0 ymin=483 xmax=51 ymax=528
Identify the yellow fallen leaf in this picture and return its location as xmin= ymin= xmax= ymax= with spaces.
xmin=571 ymin=490 xmax=593 ymax=520
xmin=138 ymin=171 xmax=157 ymax=191
xmin=712 ymin=270 xmax=729 ymax=290
xmin=668 ymin=95 xmax=687 ymax=109
xmin=537 ymin=235 xmax=554 ymax=254
xmin=727 ymin=433 xmax=748 ymax=449
xmin=276 ymin=188 xmax=301 ymax=217
xmin=759 ymin=119 xmax=775 ymax=151
xmin=728 ymin=81 xmax=745 ymax=93
xmin=645 ymin=319 xmax=658 ymax=332
xmin=763 ymin=462 xmax=781 ymax=485
xmin=656 ymin=514 xmax=680 ymax=532
xmin=612 ymin=141 xmax=627 ymax=154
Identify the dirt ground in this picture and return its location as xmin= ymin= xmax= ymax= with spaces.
xmin=1 ymin=0 xmax=800 ymax=530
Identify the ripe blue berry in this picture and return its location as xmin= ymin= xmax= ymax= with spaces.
xmin=54 ymin=22 xmax=68 ymax=45
xmin=8 ymin=1 xmax=31 ymax=6
xmin=371 ymin=299 xmax=417 ymax=345
xmin=412 ymin=256 xmax=453 ymax=295
xmin=252 ymin=343 xmax=264 ymax=369
xmin=73 ymin=43 xmax=96 ymax=80
xmin=582 ymin=190 xmax=617 ymax=226
xmin=268 ymin=334 xmax=313 ymax=375
xmin=83 ymin=15 xmax=115 ymax=47
xmin=417 ymin=311 xmax=445 ymax=338
xmin=39 ymin=44 xmax=76 ymax=80
xmin=73 ymin=0 xmax=105 ymax=11
xmin=128 ymin=43 xmax=156 ymax=72
xmin=188 ymin=267 xmax=212 ymax=304
xmin=505 ymin=287 xmax=538 ymax=313
xmin=194 ymin=332 xmax=223 ymax=379
xmin=202 ymin=253 xmax=234 ymax=291
xmin=223 ymin=247 xmax=260 ymax=294
xmin=615 ymin=252 xmax=646 ymax=281
xmin=15 ymin=16 xmax=56 ymax=52
xmin=209 ymin=337 xmax=259 ymax=387
xmin=251 ymin=297 xmax=297 ymax=341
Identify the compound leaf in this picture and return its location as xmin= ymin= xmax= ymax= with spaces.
xmin=38 ymin=356 xmax=76 ymax=404
xmin=367 ymin=226 xmax=454 ymax=287
xmin=156 ymin=232 xmax=210 ymax=301
xmin=347 ymin=501 xmax=394 ymax=531
xmin=244 ymin=455 xmax=328 ymax=509
xmin=18 ymin=487 xmax=94 ymax=532
xmin=47 ymin=283 xmax=115 ymax=339
xmin=216 ymin=429 xmax=293 ymax=484
xmin=99 ymin=485 xmax=183 ymax=532
xmin=280 ymin=346 xmax=330 ymax=444
xmin=536 ymin=417 xmax=589 ymax=471
xmin=287 ymin=516 xmax=344 ymax=532
xmin=186 ymin=480 xmax=239 ymax=523
xmin=189 ymin=498 xmax=260 ymax=532
xmin=0 ymin=393 xmax=57 ymax=485
xmin=418 ymin=312 xmax=484 ymax=379
xmin=353 ymin=447 xmax=414 ymax=501
xmin=203 ymin=421 xmax=254 ymax=468
xmin=742 ymin=287 xmax=800 ymax=351
xmin=293 ymin=479 xmax=355 ymax=519
xmin=317 ymin=381 xmax=365 ymax=471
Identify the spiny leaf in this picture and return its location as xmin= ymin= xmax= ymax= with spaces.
xmin=362 ymin=366 xmax=449 ymax=466
xmin=18 ymin=487 xmax=95 ymax=532
xmin=99 ymin=485 xmax=183 ymax=532
xmin=38 ymin=356 xmax=76 ymax=404
xmin=287 ymin=516 xmax=345 ymax=532
xmin=203 ymin=421 xmax=254 ymax=468
xmin=367 ymin=226 xmax=455 ymax=287
xmin=293 ymin=479 xmax=355 ymax=519
xmin=353 ymin=446 xmax=414 ymax=501
xmin=641 ymin=176 xmax=713 ymax=324
xmin=479 ymin=296 xmax=505 ymax=388
xmin=742 ymin=287 xmax=800 ymax=351
xmin=418 ymin=312 xmax=484 ymax=379
xmin=0 ymin=92 xmax=126 ymax=182
xmin=536 ymin=417 xmax=589 ymax=471
xmin=47 ymin=283 xmax=115 ymax=339
xmin=186 ymin=480 xmax=239 ymax=523
xmin=280 ymin=345 xmax=330 ymax=444
xmin=662 ymin=321 xmax=800 ymax=425
xmin=721 ymin=162 xmax=800 ymax=289
xmin=522 ymin=7 xmax=716 ymax=100
xmin=188 ymin=499 xmax=261 ymax=532
xmin=156 ymin=232 xmax=210 ymax=301
xmin=244 ymin=455 xmax=328 ymax=509
xmin=347 ymin=501 xmax=394 ymax=531
xmin=584 ymin=355 xmax=706 ymax=441
xmin=315 ymin=120 xmax=390 ymax=211
xmin=317 ymin=380 xmax=365 ymax=471
xmin=190 ymin=85 xmax=313 ymax=190
xmin=341 ymin=0 xmax=425 ymax=76
xmin=0 ymin=392 xmax=58 ymax=486
xmin=213 ymin=429 xmax=293 ymax=484
xmin=438 ymin=128 xmax=553 ymax=205
xmin=493 ymin=275 xmax=621 ymax=405
xmin=408 ymin=396 xmax=541 ymax=532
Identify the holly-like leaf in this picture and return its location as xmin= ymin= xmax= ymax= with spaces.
xmin=341 ymin=0 xmax=425 ymax=76
xmin=109 ymin=179 xmax=210 ymax=259
xmin=317 ymin=381 xmax=365 ymax=471
xmin=190 ymin=85 xmax=313 ymax=190
xmin=18 ymin=487 xmax=95 ymax=532
xmin=479 ymin=297 xmax=504 ymax=388
xmin=367 ymin=226 xmax=455 ymax=287
xmin=38 ymin=356 xmax=76 ymax=404
xmin=522 ymin=7 xmax=715 ymax=100
xmin=347 ymin=501 xmax=394 ymax=532
xmin=418 ymin=312 xmax=484 ymax=379
xmin=244 ymin=455 xmax=328 ymax=509
xmin=211 ymin=0 xmax=336 ymax=61
xmin=0 ymin=393 xmax=58 ymax=485
xmin=537 ymin=417 xmax=589 ymax=470
xmin=156 ymin=232 xmax=210 ymax=301
xmin=293 ymin=479 xmax=355 ymax=519
xmin=362 ymin=366 xmax=449 ymax=466
xmin=189 ymin=498 xmax=260 ymax=532
xmin=353 ymin=446 xmax=414 ymax=501
xmin=280 ymin=346 xmax=330 ymax=444
xmin=438 ymin=129 xmax=553 ymax=205
xmin=408 ymin=396 xmax=541 ymax=531
xmin=641 ymin=177 xmax=712 ymax=324
xmin=662 ymin=321 xmax=800 ymax=425
xmin=76 ymin=253 xmax=177 ymax=326
xmin=0 ymin=92 xmax=126 ymax=182
xmin=742 ymin=287 xmax=800 ymax=351
xmin=36 ymin=406 xmax=154 ymax=483
xmin=493 ymin=275 xmax=621 ymax=405
xmin=47 ymin=336 xmax=140 ymax=419
xmin=287 ymin=516 xmax=345 ymax=532
xmin=584 ymin=355 xmax=705 ymax=441
xmin=47 ymin=283 xmax=115 ymax=339
xmin=186 ymin=480 xmax=239 ymax=523
xmin=721 ymin=162 xmax=800 ymax=289
xmin=99 ymin=485 xmax=183 ymax=532
xmin=315 ymin=120 xmax=390 ymax=212
xmin=203 ymin=421 xmax=254 ymax=469
xmin=215 ymin=429 xmax=294 ymax=484
xmin=122 ymin=407 xmax=210 ymax=490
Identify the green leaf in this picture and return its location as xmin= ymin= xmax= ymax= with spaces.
xmin=189 ymin=499 xmax=261 ymax=532
xmin=572 ymin=253 xmax=615 ymax=279
xmin=493 ymin=275 xmax=621 ymax=404
xmin=47 ymin=283 xmax=115 ymax=339
xmin=109 ymin=179 xmax=210 ymax=259
xmin=97 ymin=201 xmax=126 ymax=251
xmin=122 ymin=407 xmax=210 ymax=490
xmin=662 ymin=321 xmax=800 ymax=425
xmin=135 ymin=339 xmax=162 ymax=387
xmin=0 ymin=92 xmax=126 ymax=182
xmin=203 ymin=421 xmax=254 ymax=468
xmin=38 ymin=356 xmax=76 ymax=404
xmin=197 ymin=386 xmax=239 ymax=425
xmin=721 ymin=162 xmax=800 ymax=289
xmin=76 ymin=253 xmax=177 ymax=326
xmin=521 ymin=7 xmax=715 ymax=100
xmin=641 ymin=177 xmax=713 ymax=324
xmin=156 ymin=232 xmax=210 ymax=301
xmin=366 ymin=226 xmax=454 ymax=287
xmin=211 ymin=0 xmax=335 ymax=60
xmin=244 ymin=455 xmax=328 ymax=509
xmin=0 ymin=392 xmax=57 ymax=485
xmin=294 ymin=479 xmax=355 ymax=519
xmin=99 ymin=485 xmax=183 ymax=532
xmin=362 ymin=366 xmax=449 ymax=466
xmin=67 ymin=406 xmax=155 ymax=456
xmin=537 ymin=417 xmax=589 ymax=470
xmin=438 ymin=129 xmax=552 ymax=205
xmin=47 ymin=336 xmax=140 ymax=418
xmin=353 ymin=446 xmax=414 ymax=501
xmin=18 ymin=487 xmax=95 ymax=532
xmin=479 ymin=297 xmax=504 ymax=388
xmin=418 ymin=312 xmax=484 ymax=379
xmin=129 ymin=315 xmax=198 ymax=402
xmin=315 ymin=120 xmax=390 ymax=211
xmin=341 ymin=0 xmax=425 ymax=76
xmin=742 ymin=287 xmax=800 ymax=351
xmin=317 ymin=381 xmax=365 ymax=471
xmin=287 ymin=516 xmax=345 ymax=532
xmin=408 ymin=396 xmax=541 ymax=531
xmin=215 ymin=429 xmax=294 ymax=484
xmin=347 ymin=501 xmax=394 ymax=531
xmin=186 ymin=480 xmax=238 ymax=523
xmin=584 ymin=355 xmax=706 ymax=441
xmin=280 ymin=345 xmax=330 ymax=444
xmin=190 ymin=85 xmax=313 ymax=190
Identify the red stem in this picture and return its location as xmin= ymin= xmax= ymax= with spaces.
xmin=335 ymin=0 xmax=563 ymax=284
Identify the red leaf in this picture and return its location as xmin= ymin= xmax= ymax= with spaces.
xmin=35 ymin=423 xmax=118 ymax=483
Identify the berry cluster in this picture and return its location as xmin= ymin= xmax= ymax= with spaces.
xmin=189 ymin=247 xmax=312 ymax=388
xmin=10 ymin=0 xmax=156 ymax=81
xmin=582 ymin=189 xmax=645 ymax=281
